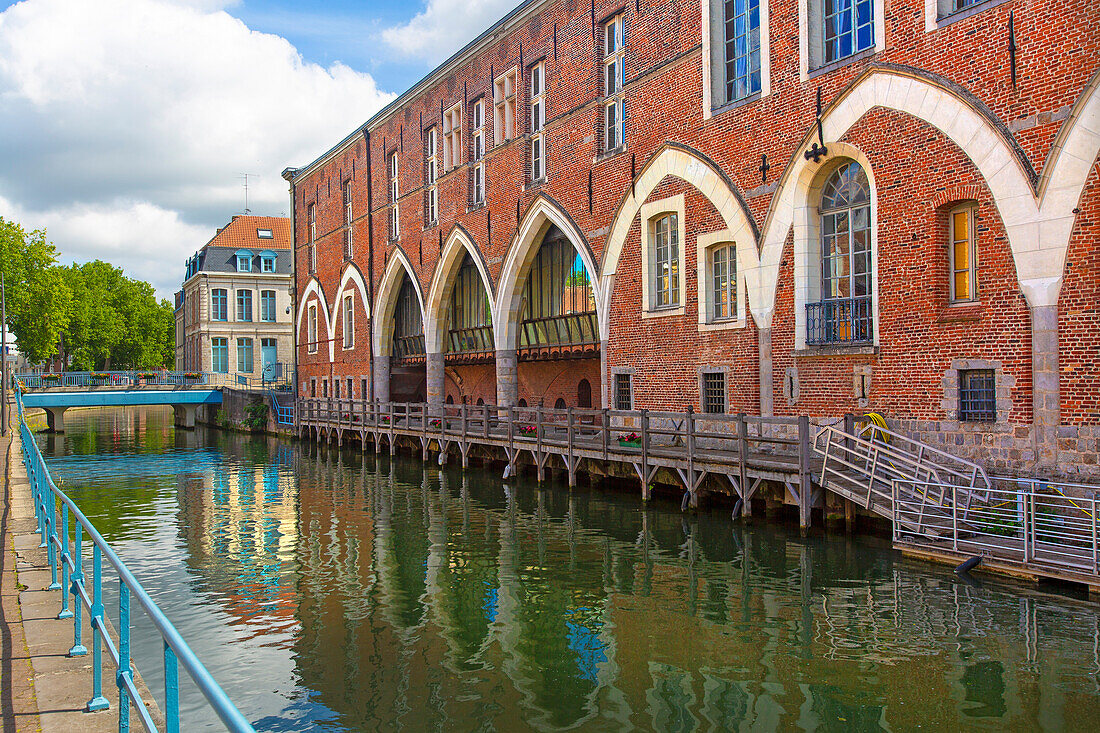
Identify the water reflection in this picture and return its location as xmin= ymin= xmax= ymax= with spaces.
xmin=38 ymin=407 xmax=1100 ymax=731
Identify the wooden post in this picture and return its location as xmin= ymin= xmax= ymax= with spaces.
xmin=483 ymin=404 xmax=490 ymax=440
xmin=536 ymin=405 xmax=544 ymax=482
xmin=567 ymin=407 xmax=576 ymax=487
xmin=602 ymin=408 xmax=609 ymax=462
xmin=686 ymin=406 xmax=696 ymax=509
xmin=798 ymin=415 xmax=811 ymax=535
xmin=461 ymin=404 xmax=469 ymax=468
xmin=640 ymin=409 xmax=650 ymax=500
xmin=737 ymin=413 xmax=749 ymax=517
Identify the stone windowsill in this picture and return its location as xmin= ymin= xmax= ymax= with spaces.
xmin=794 ymin=344 xmax=878 ymax=358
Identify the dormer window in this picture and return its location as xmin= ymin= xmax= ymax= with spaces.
xmin=256 ymin=228 xmax=274 ymax=239
xmin=236 ymin=250 xmax=253 ymax=272
xmin=260 ymin=250 xmax=277 ymax=273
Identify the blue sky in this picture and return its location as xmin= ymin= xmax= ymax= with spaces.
xmin=0 ymin=0 xmax=520 ymax=298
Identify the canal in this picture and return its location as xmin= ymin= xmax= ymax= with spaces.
xmin=35 ymin=406 xmax=1100 ymax=731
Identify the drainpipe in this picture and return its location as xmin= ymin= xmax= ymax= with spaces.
xmin=364 ymin=128 xmax=376 ymax=404
xmin=281 ymin=166 xmax=299 ymax=420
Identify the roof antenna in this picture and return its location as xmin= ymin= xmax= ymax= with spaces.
xmin=240 ymin=173 xmax=258 ymax=214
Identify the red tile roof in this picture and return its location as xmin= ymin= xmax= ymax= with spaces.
xmin=205 ymin=215 xmax=291 ymax=250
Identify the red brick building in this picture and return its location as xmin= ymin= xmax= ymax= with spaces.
xmin=284 ymin=0 xmax=1100 ymax=478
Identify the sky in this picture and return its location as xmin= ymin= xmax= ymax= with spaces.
xmin=0 ymin=0 xmax=522 ymax=299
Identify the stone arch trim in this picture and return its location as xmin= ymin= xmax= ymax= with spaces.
xmin=372 ymin=246 xmax=425 ymax=357
xmin=494 ymin=194 xmax=602 ymax=351
xmin=425 ymin=224 xmax=497 ymax=353
xmin=295 ymin=277 xmax=335 ymax=362
xmin=599 ymin=142 xmax=760 ymax=336
xmin=336 ymin=263 xmax=372 ymax=320
xmin=755 ymin=66 xmax=1100 ymax=321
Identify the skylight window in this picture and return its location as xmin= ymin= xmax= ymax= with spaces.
xmin=257 ymin=228 xmax=274 ymax=239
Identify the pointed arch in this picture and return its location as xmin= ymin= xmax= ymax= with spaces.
xmin=599 ymin=143 xmax=759 ymax=336
xmin=425 ymin=225 xmax=496 ymax=353
xmin=494 ymin=195 xmax=602 ymax=351
xmin=753 ymin=67 xmax=1099 ymax=322
xmin=372 ymin=246 xmax=425 ymax=357
xmin=336 ymin=263 xmax=372 ymax=320
xmin=296 ymin=277 xmax=334 ymax=361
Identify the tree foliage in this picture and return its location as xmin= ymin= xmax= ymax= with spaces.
xmin=1 ymin=216 xmax=174 ymax=369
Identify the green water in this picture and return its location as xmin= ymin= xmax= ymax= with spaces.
xmin=36 ymin=407 xmax=1100 ymax=731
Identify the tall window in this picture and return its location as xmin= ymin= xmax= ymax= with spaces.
xmin=824 ymin=0 xmax=874 ymax=64
xmin=443 ymin=102 xmax=463 ymax=171
xmin=211 ymin=288 xmax=227 ymax=321
xmin=260 ymin=290 xmax=276 ymax=322
xmin=603 ymin=14 xmax=626 ymax=150
xmin=309 ymin=244 xmax=317 ymax=274
xmin=472 ymin=99 xmax=486 ymax=203
xmin=703 ymin=372 xmax=727 ymax=414
xmin=425 ymin=127 xmax=438 ymax=225
xmin=724 ymin=0 xmax=761 ymax=101
xmin=343 ymin=293 xmax=355 ymax=348
xmin=237 ymin=338 xmax=253 ymax=373
xmin=308 ymin=203 xmax=316 ymax=243
xmin=389 ymin=151 xmax=400 ymax=240
xmin=530 ymin=61 xmax=546 ymax=182
xmin=653 ymin=214 xmax=679 ymax=308
xmin=307 ymin=304 xmax=318 ymax=354
xmin=949 ymin=205 xmax=977 ymax=303
xmin=212 ymin=337 xmax=228 ymax=374
xmin=614 ymin=373 xmax=632 ymax=410
xmin=343 ymin=179 xmax=353 ymax=259
xmin=711 ymin=244 xmax=737 ymax=320
xmin=236 ymin=289 xmax=252 ymax=322
xmin=494 ymin=67 xmax=518 ymax=144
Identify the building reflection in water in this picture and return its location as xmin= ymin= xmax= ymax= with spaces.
xmin=41 ymin=409 xmax=1100 ymax=731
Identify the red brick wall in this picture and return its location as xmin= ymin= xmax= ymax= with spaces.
xmin=291 ymin=0 xmax=1098 ymax=435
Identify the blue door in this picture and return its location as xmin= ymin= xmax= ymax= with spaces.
xmin=261 ymin=339 xmax=277 ymax=382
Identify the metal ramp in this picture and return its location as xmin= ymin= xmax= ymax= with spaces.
xmin=813 ymin=422 xmax=992 ymax=537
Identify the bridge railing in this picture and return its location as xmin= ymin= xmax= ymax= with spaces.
xmin=14 ymin=387 xmax=254 ymax=733
xmin=15 ymin=371 xmax=210 ymax=390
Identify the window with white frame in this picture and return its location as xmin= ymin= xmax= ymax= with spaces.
xmin=236 ymin=252 xmax=251 ymax=272
xmin=261 ymin=254 xmax=276 ymax=272
xmin=308 ymin=203 xmax=316 ymax=243
xmin=710 ymin=244 xmax=737 ymax=320
xmin=530 ymin=61 xmax=546 ymax=182
xmin=949 ymin=204 xmax=977 ymax=303
xmin=721 ymin=0 xmax=761 ymax=102
xmin=308 ymin=244 xmax=316 ymax=274
xmin=472 ymin=99 xmax=486 ymax=203
xmin=494 ymin=67 xmax=518 ymax=145
xmin=810 ymin=0 xmax=874 ymax=67
xmin=343 ymin=293 xmax=355 ymax=348
xmin=443 ymin=102 xmax=463 ymax=172
xmin=425 ymin=127 xmax=438 ymax=226
xmin=653 ymin=214 xmax=679 ymax=308
xmin=307 ymin=303 xmax=318 ymax=353
xmin=388 ymin=151 xmax=400 ymax=240
xmin=343 ymin=179 xmax=353 ymax=259
xmin=603 ymin=14 xmax=626 ymax=151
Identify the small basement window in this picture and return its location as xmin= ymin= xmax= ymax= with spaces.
xmin=959 ymin=369 xmax=995 ymax=422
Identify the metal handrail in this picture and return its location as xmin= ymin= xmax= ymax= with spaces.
xmin=14 ymin=387 xmax=254 ymax=733
xmin=16 ymin=371 xmax=210 ymax=390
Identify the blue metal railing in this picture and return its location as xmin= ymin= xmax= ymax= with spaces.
xmin=268 ymin=390 xmax=295 ymax=426
xmin=15 ymin=371 xmax=210 ymax=390
xmin=805 ymin=295 xmax=873 ymax=346
xmin=14 ymin=387 xmax=254 ymax=733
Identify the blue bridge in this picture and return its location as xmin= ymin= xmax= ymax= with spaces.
xmin=16 ymin=371 xmax=222 ymax=432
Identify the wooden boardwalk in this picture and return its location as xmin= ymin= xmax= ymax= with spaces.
xmin=297 ymin=400 xmax=825 ymax=526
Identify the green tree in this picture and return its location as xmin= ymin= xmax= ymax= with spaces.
xmin=0 ymin=217 xmax=71 ymax=363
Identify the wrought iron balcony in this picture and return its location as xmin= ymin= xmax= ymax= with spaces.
xmin=806 ymin=296 xmax=873 ymax=346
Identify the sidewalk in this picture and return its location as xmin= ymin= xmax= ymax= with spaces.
xmin=2 ymin=425 xmax=161 ymax=733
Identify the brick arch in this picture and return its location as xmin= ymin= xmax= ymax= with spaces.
xmin=755 ymin=67 xmax=1100 ymax=322
xmin=295 ymin=277 xmax=334 ymax=362
xmin=424 ymin=225 xmax=496 ymax=354
xmin=599 ymin=143 xmax=759 ymax=337
xmin=372 ymin=247 xmax=425 ymax=357
xmin=494 ymin=195 xmax=602 ymax=351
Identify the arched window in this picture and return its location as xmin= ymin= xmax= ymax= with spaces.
xmin=554 ymin=397 xmax=567 ymax=409
xmin=518 ymin=398 xmax=528 ymax=408
xmin=578 ymin=379 xmax=592 ymax=408
xmin=445 ymin=394 xmax=454 ymax=404
xmin=476 ymin=397 xmax=485 ymax=406
xmin=810 ymin=161 xmax=872 ymax=345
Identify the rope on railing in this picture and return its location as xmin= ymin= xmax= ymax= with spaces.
xmin=14 ymin=386 xmax=255 ymax=733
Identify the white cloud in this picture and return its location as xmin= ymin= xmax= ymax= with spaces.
xmin=381 ymin=0 xmax=520 ymax=63
xmin=0 ymin=0 xmax=394 ymax=297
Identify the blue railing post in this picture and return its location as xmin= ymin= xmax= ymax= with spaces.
xmin=46 ymin=484 xmax=61 ymax=590
xmin=69 ymin=522 xmax=87 ymax=656
xmin=165 ymin=642 xmax=180 ymax=733
xmin=118 ymin=582 xmax=131 ymax=733
xmin=87 ymin=544 xmax=110 ymax=712
xmin=58 ymin=504 xmax=73 ymax=619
